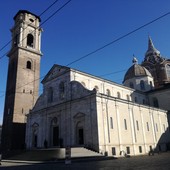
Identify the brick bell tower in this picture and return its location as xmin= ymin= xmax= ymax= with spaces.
xmin=1 ymin=10 xmax=42 ymax=151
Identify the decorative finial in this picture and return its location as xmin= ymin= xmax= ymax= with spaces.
xmin=132 ymin=55 xmax=138 ymax=64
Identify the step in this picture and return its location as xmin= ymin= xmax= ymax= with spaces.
xmin=5 ymin=147 xmax=103 ymax=161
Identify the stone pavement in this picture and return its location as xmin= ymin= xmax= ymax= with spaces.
xmin=1 ymin=152 xmax=170 ymax=170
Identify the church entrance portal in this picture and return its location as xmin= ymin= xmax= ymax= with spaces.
xmin=33 ymin=135 xmax=37 ymax=147
xmin=78 ymin=128 xmax=84 ymax=145
xmin=51 ymin=117 xmax=60 ymax=147
xmin=32 ymin=123 xmax=39 ymax=148
xmin=53 ymin=126 xmax=59 ymax=146
xmin=74 ymin=113 xmax=85 ymax=146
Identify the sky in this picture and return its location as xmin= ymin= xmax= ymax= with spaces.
xmin=1 ymin=0 xmax=170 ymax=124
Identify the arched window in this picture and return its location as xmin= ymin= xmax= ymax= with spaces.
xmin=106 ymin=89 xmax=111 ymax=96
xmin=129 ymin=82 xmax=134 ymax=88
xmin=140 ymin=80 xmax=145 ymax=90
xmin=27 ymin=34 xmax=34 ymax=47
xmin=117 ymin=92 xmax=121 ymax=99
xmin=48 ymin=87 xmax=53 ymax=103
xmin=59 ymin=82 xmax=65 ymax=99
xmin=26 ymin=61 xmax=32 ymax=69
xmin=153 ymin=97 xmax=159 ymax=108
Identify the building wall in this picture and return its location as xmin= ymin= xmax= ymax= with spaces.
xmin=148 ymin=88 xmax=170 ymax=111
xmin=71 ymin=70 xmax=148 ymax=105
xmin=26 ymin=79 xmax=99 ymax=150
xmin=148 ymin=87 xmax=170 ymax=129
xmin=96 ymin=94 xmax=169 ymax=156
xmin=26 ymin=67 xmax=170 ymax=157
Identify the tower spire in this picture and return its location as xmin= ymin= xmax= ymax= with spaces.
xmin=148 ymin=36 xmax=155 ymax=51
xmin=145 ymin=36 xmax=160 ymax=58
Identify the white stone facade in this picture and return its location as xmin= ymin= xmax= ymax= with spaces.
xmin=25 ymin=65 xmax=170 ymax=157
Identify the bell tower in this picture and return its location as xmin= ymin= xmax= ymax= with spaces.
xmin=2 ymin=10 xmax=42 ymax=151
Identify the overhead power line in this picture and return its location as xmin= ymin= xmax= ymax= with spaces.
xmin=66 ymin=11 xmax=170 ymax=67
xmin=0 ymin=10 xmax=170 ymax=99
xmin=0 ymin=0 xmax=59 ymax=53
xmin=0 ymin=0 xmax=72 ymax=60
xmin=40 ymin=0 xmax=72 ymax=26
xmin=0 ymin=0 xmax=72 ymax=98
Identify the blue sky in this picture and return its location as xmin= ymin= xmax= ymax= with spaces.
xmin=1 ymin=0 xmax=170 ymax=124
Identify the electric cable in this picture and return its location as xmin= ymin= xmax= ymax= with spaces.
xmin=0 ymin=0 xmax=59 ymax=53
xmin=0 ymin=10 xmax=170 ymax=99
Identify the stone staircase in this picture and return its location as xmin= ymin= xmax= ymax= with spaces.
xmin=4 ymin=147 xmax=103 ymax=162
xmin=71 ymin=147 xmax=102 ymax=158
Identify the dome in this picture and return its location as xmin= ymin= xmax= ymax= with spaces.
xmin=123 ymin=64 xmax=152 ymax=83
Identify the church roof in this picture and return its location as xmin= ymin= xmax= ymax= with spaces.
xmin=123 ymin=62 xmax=152 ymax=83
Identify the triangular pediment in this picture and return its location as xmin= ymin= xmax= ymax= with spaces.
xmin=41 ymin=64 xmax=70 ymax=84
xmin=73 ymin=112 xmax=85 ymax=119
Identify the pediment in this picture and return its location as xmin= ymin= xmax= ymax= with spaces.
xmin=41 ymin=64 xmax=70 ymax=84
xmin=74 ymin=112 xmax=85 ymax=119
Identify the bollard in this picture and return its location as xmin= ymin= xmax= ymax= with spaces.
xmin=65 ymin=147 xmax=71 ymax=164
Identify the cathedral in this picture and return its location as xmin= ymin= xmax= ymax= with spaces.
xmin=2 ymin=10 xmax=170 ymax=157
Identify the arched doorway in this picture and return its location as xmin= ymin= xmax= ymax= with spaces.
xmin=51 ymin=117 xmax=60 ymax=147
xmin=32 ymin=123 xmax=39 ymax=148
xmin=74 ymin=112 xmax=85 ymax=146
xmin=76 ymin=122 xmax=84 ymax=145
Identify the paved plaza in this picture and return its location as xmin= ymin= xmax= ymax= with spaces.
xmin=1 ymin=152 xmax=170 ymax=170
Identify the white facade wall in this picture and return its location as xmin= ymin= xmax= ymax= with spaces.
xmin=95 ymin=95 xmax=169 ymax=156
xmin=26 ymin=66 xmax=170 ymax=157
xmin=70 ymin=70 xmax=148 ymax=104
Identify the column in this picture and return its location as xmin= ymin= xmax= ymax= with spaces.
xmin=115 ymin=101 xmax=122 ymax=152
xmin=150 ymin=110 xmax=156 ymax=147
xmin=139 ymin=107 xmax=147 ymax=153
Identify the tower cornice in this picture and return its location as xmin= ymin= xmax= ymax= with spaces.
xmin=14 ymin=10 xmax=41 ymax=22
xmin=7 ymin=46 xmax=43 ymax=57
